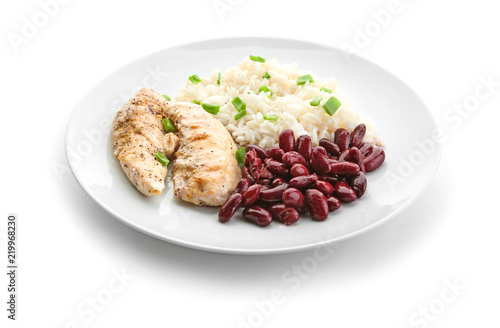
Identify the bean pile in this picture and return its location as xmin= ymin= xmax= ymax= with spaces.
xmin=219 ymin=124 xmax=385 ymax=227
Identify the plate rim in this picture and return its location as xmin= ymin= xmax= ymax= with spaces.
xmin=65 ymin=36 xmax=442 ymax=255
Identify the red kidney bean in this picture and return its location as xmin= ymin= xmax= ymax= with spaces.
xmin=243 ymin=206 xmax=273 ymax=227
xmin=359 ymin=142 xmax=374 ymax=158
xmin=310 ymin=146 xmax=331 ymax=175
xmin=241 ymin=167 xmax=255 ymax=183
xmin=282 ymin=151 xmax=307 ymax=168
xmin=326 ymin=196 xmax=341 ymax=212
xmin=264 ymin=158 xmax=287 ymax=176
xmin=315 ymin=146 xmax=328 ymax=155
xmin=289 ymin=174 xmax=319 ymax=188
xmin=347 ymin=172 xmax=367 ymax=198
xmin=219 ymin=193 xmax=243 ymax=223
xmin=290 ymin=164 xmax=309 ymax=177
xmin=313 ymin=180 xmax=334 ymax=196
xmin=363 ymin=147 xmax=385 ymax=172
xmin=244 ymin=149 xmax=258 ymax=167
xmin=319 ymin=138 xmax=341 ymax=157
xmin=265 ymin=147 xmax=285 ymax=162
xmin=282 ymin=188 xmax=304 ymax=207
xmin=267 ymin=203 xmax=287 ymax=219
xmin=334 ymin=128 xmax=351 ymax=151
xmin=334 ymin=182 xmax=357 ymax=203
xmin=338 ymin=149 xmax=350 ymax=161
xmin=330 ymin=161 xmax=360 ymax=175
xmin=328 ymin=159 xmax=339 ymax=171
xmin=295 ymin=135 xmax=312 ymax=160
xmin=259 ymin=185 xmax=270 ymax=192
xmin=305 ymin=189 xmax=329 ymax=221
xmin=348 ymin=147 xmax=366 ymax=173
xmin=278 ymin=209 xmax=298 ymax=225
xmin=279 ymin=129 xmax=295 ymax=152
xmin=278 ymin=207 xmax=299 ymax=225
xmin=242 ymin=184 xmax=261 ymax=207
xmin=259 ymin=168 xmax=273 ymax=180
xmin=317 ymin=174 xmax=342 ymax=186
xmin=259 ymin=183 xmax=288 ymax=202
xmin=271 ymin=177 xmax=287 ymax=187
xmin=234 ymin=178 xmax=252 ymax=194
xmin=257 ymin=179 xmax=272 ymax=186
xmin=268 ymin=204 xmax=299 ymax=225
xmin=350 ymin=123 xmax=366 ymax=148
xmin=244 ymin=150 xmax=263 ymax=180
xmin=245 ymin=144 xmax=267 ymax=160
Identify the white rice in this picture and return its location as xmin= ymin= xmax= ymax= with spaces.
xmin=175 ymin=57 xmax=382 ymax=148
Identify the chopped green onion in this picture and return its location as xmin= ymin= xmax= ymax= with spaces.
xmin=310 ymin=96 xmax=322 ymax=106
xmin=231 ymin=97 xmax=246 ymax=111
xmin=320 ymin=87 xmax=333 ymax=94
xmin=188 ymin=74 xmax=202 ymax=84
xmin=263 ymin=72 xmax=271 ymax=79
xmin=162 ymin=118 xmax=176 ymax=133
xmin=322 ymin=96 xmax=342 ymax=116
xmin=202 ymin=103 xmax=220 ymax=114
xmin=155 ymin=152 xmax=169 ymax=166
xmin=192 ymin=100 xmax=201 ymax=105
xmin=236 ymin=147 xmax=246 ymax=165
xmin=264 ymin=114 xmax=279 ymax=121
xmin=250 ymin=55 xmax=266 ymax=63
xmin=217 ymin=72 xmax=221 ymax=85
xmin=162 ymin=94 xmax=171 ymax=101
xmin=234 ymin=110 xmax=247 ymax=120
xmin=297 ymin=74 xmax=314 ymax=85
xmin=258 ymin=85 xmax=273 ymax=97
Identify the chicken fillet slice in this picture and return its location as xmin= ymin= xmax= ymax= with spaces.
xmin=167 ymin=102 xmax=240 ymax=206
xmin=112 ymin=87 xmax=170 ymax=196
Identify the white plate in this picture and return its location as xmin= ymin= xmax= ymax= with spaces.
xmin=65 ymin=37 xmax=441 ymax=254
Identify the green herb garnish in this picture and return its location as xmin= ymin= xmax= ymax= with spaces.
xmin=155 ymin=152 xmax=169 ymax=166
xmin=310 ymin=96 xmax=322 ymax=106
xmin=320 ymin=87 xmax=333 ymax=94
xmin=192 ymin=100 xmax=201 ymax=105
xmin=217 ymin=72 xmax=221 ymax=85
xmin=232 ymin=97 xmax=246 ymax=111
xmin=263 ymin=114 xmax=279 ymax=121
xmin=202 ymin=103 xmax=220 ymax=114
xmin=258 ymin=85 xmax=273 ymax=97
xmin=263 ymin=72 xmax=271 ymax=79
xmin=236 ymin=147 xmax=246 ymax=165
xmin=162 ymin=118 xmax=176 ymax=133
xmin=322 ymin=96 xmax=342 ymax=116
xmin=297 ymin=74 xmax=314 ymax=85
xmin=250 ymin=55 xmax=266 ymax=63
xmin=234 ymin=110 xmax=247 ymax=120
xmin=188 ymin=74 xmax=202 ymax=84
xmin=162 ymin=94 xmax=171 ymax=101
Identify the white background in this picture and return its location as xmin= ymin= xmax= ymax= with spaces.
xmin=1 ymin=0 xmax=500 ymax=327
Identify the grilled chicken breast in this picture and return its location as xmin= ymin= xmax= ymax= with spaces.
xmin=112 ymin=87 xmax=171 ymax=196
xmin=112 ymin=87 xmax=239 ymax=204
xmin=166 ymin=102 xmax=240 ymax=206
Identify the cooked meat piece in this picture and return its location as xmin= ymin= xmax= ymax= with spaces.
xmin=112 ymin=87 xmax=239 ymax=204
xmin=112 ymin=87 xmax=170 ymax=196
xmin=167 ymin=102 xmax=240 ymax=206
xmin=162 ymin=133 xmax=180 ymax=160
